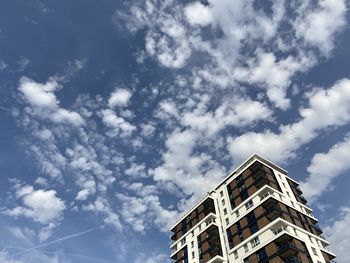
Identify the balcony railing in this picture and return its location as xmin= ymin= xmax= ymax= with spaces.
xmin=312 ymin=224 xmax=323 ymax=234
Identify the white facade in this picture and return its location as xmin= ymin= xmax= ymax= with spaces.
xmin=170 ymin=154 xmax=336 ymax=263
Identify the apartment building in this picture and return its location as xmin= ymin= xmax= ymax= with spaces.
xmin=170 ymin=154 xmax=336 ymax=263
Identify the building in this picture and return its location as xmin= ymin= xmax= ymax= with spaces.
xmin=170 ymin=154 xmax=336 ymax=263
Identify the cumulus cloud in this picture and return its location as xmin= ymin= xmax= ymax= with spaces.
xmin=82 ymin=196 xmax=123 ymax=231
xmin=228 ymin=78 xmax=350 ymax=164
xmin=184 ymin=2 xmax=212 ymax=26
xmin=3 ymin=184 xmax=65 ymax=225
xmin=301 ymin=135 xmax=350 ymax=202
xmin=324 ymin=207 xmax=350 ymax=262
xmin=295 ymin=0 xmax=347 ymax=56
xmin=181 ymin=96 xmax=272 ymax=136
xmin=151 ymin=128 xmax=226 ymax=198
xmin=122 ymin=0 xmax=347 ymax=109
xmin=108 ymin=88 xmax=132 ymax=108
xmin=18 ymin=77 xmax=85 ymax=126
xmin=101 ymin=109 xmax=136 ymax=137
xmin=116 ymin=193 xmax=178 ymax=233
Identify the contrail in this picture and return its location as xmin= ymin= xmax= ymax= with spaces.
xmin=0 ymin=105 xmax=11 ymax=112
xmin=11 ymin=227 xmax=98 ymax=256
xmin=1 ymin=244 xmax=113 ymax=263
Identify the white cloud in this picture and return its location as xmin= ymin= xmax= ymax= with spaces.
xmin=18 ymin=77 xmax=85 ymax=126
xmin=101 ymin=109 xmax=136 ymax=137
xmin=228 ymin=78 xmax=350 ymax=164
xmin=82 ymin=196 xmax=122 ymax=231
xmin=19 ymin=77 xmax=59 ymax=108
xmin=301 ymin=134 xmax=350 ymax=202
xmin=108 ymin=88 xmax=132 ymax=108
xmin=125 ymin=163 xmax=147 ymax=178
xmin=151 ymin=128 xmax=226 ymax=198
xmin=295 ymin=0 xmax=347 ymax=56
xmin=116 ymin=193 xmax=178 ymax=233
xmin=3 ymin=185 xmax=65 ymax=225
xmin=184 ymin=2 xmax=212 ymax=26
xmin=324 ymin=207 xmax=350 ymax=262
xmin=182 ymin=96 xmax=272 ymax=136
xmin=234 ymin=51 xmax=314 ymax=109
xmin=38 ymin=223 xmax=56 ymax=242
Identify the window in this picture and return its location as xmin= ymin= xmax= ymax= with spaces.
xmin=191 ymin=230 xmax=194 ymax=237
xmin=181 ymin=238 xmax=186 ymax=245
xmin=256 ymin=249 xmax=268 ymax=262
xmin=291 ymin=201 xmax=295 ymax=207
xmin=273 ymin=226 xmax=285 ymax=235
xmin=244 ymin=244 xmax=249 ymax=253
xmin=236 ymin=175 xmax=244 ymax=185
xmin=230 ymin=198 xmax=236 ymax=209
xmin=243 ymin=258 xmax=249 ymax=263
xmin=282 ymin=182 xmax=286 ymax=188
xmin=192 ymin=251 xmax=195 ymax=258
xmin=233 ymin=250 xmax=238 ymax=259
xmin=249 ymin=223 xmax=259 ymax=234
xmin=224 ymin=208 xmax=227 ymax=215
xmin=236 ymin=210 xmax=240 ymax=217
xmin=286 ymin=191 xmax=291 ymax=197
xmin=198 ymin=224 xmax=201 ymax=231
xmin=245 ymin=200 xmax=254 ymax=210
xmin=191 ymin=241 xmax=194 ymax=248
xmin=220 ymin=191 xmax=223 ymax=197
xmin=241 ymin=190 xmax=249 ymax=201
xmin=311 ymin=247 xmax=318 ymax=256
xmin=238 ymin=231 xmax=244 ymax=241
xmin=225 ymin=218 xmax=229 ymax=225
xmin=222 ymin=199 xmax=225 ymax=205
xmin=239 ymin=184 xmax=246 ymax=192
xmin=251 ymin=237 xmax=260 ymax=248
xmin=247 ymin=212 xmax=255 ymax=223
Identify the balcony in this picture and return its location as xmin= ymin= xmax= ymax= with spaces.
xmin=265 ymin=203 xmax=283 ymax=221
xmin=312 ymin=224 xmax=323 ymax=234
xmin=276 ymin=241 xmax=299 ymax=258
xmin=299 ymin=195 xmax=308 ymax=204
xmin=294 ymin=186 xmax=303 ymax=195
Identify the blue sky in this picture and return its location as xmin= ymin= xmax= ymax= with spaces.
xmin=0 ymin=0 xmax=350 ymax=262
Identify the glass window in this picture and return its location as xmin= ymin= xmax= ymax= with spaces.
xmin=251 ymin=237 xmax=260 ymax=248
xmin=256 ymin=249 xmax=268 ymax=261
xmin=222 ymin=199 xmax=225 ymax=205
xmin=244 ymin=244 xmax=249 ymax=252
xmin=249 ymin=223 xmax=259 ymax=234
xmin=224 ymin=208 xmax=227 ymax=215
xmin=220 ymin=191 xmax=223 ymax=197
xmin=181 ymin=238 xmax=186 ymax=245
xmin=245 ymin=200 xmax=254 ymax=210
xmin=241 ymin=190 xmax=249 ymax=201
xmin=236 ymin=175 xmax=244 ymax=185
xmin=233 ymin=250 xmax=238 ymax=259
xmin=239 ymin=184 xmax=246 ymax=192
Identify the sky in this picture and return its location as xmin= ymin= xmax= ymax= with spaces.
xmin=0 ymin=0 xmax=350 ymax=262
